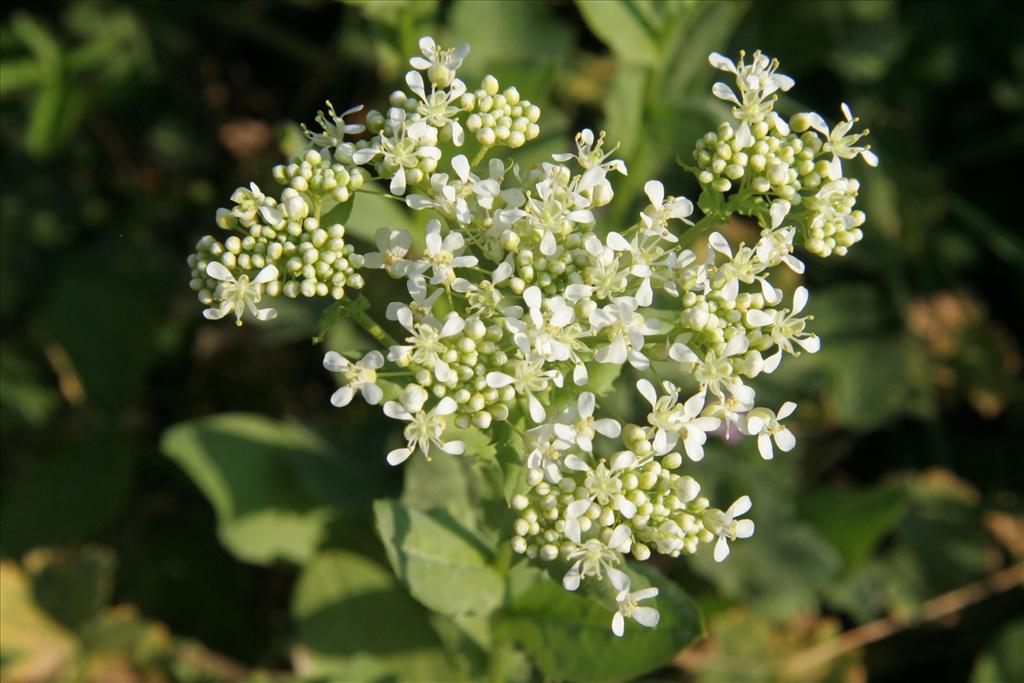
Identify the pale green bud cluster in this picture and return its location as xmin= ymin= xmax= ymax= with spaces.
xmin=463 ymin=74 xmax=541 ymax=148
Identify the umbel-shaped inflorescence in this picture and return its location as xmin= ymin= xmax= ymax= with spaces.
xmin=187 ymin=37 xmax=876 ymax=636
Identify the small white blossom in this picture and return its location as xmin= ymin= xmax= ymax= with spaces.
xmin=202 ymin=263 xmax=278 ymax=326
xmin=704 ymin=495 xmax=755 ymax=562
xmin=609 ymin=572 xmax=660 ymax=637
xmin=409 ymin=36 xmax=469 ymax=88
xmin=323 ymin=350 xmax=384 ymax=407
xmin=745 ymin=402 xmax=797 ymax=460
xmin=382 ymin=396 xmax=464 ymax=465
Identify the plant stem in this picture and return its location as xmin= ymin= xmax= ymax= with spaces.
xmin=347 ymin=305 xmax=399 ymax=347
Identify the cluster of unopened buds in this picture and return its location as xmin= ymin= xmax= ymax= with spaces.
xmin=187 ymin=37 xmax=876 ymax=636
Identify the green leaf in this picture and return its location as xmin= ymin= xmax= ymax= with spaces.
xmin=798 ymin=483 xmax=909 ymax=568
xmin=448 ymin=1 xmax=576 ymax=76
xmin=0 ymin=431 xmax=134 ymax=556
xmin=496 ymin=562 xmax=703 ymax=683
xmin=492 ymin=419 xmax=528 ymax=506
xmin=291 ymin=550 xmax=454 ymax=681
xmin=970 ymin=618 xmax=1024 ymax=683
xmin=576 ymin=1 xmax=660 ymax=66
xmin=603 ymin=64 xmax=648 ymax=157
xmin=24 ymin=546 xmax=116 ymax=633
xmin=373 ymin=499 xmax=504 ymax=617
xmin=160 ymin=414 xmax=343 ymax=566
xmin=345 ymin=185 xmax=416 ymax=244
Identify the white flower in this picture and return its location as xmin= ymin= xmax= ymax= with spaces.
xmin=709 ymin=50 xmax=794 ymax=146
xmin=804 ymin=103 xmax=878 ymax=180
xmin=382 ymin=396 xmax=464 ymax=465
xmin=202 ymin=262 xmax=278 ymax=326
xmin=506 ymin=286 xmax=588 ymax=382
xmin=419 ymin=219 xmax=477 ymax=290
xmin=363 ymin=228 xmax=415 ymax=277
xmin=386 ymin=277 xmax=443 ymax=331
xmin=669 ymin=334 xmax=757 ymax=403
xmin=554 ymin=392 xmax=621 ymax=452
xmin=323 ymin=350 xmax=384 ymax=407
xmin=636 ymin=381 xmax=721 ymax=461
xmin=745 ymin=402 xmax=797 ymax=460
xmin=409 ymin=36 xmax=469 ymax=88
xmin=405 ymin=70 xmax=466 ymax=146
xmin=756 ymin=199 xmax=805 ymax=274
xmin=609 ymin=572 xmax=660 ymax=637
xmin=352 ymin=111 xmax=441 ymax=195
xmin=486 ymin=359 xmax=563 ymax=423
xmin=745 ymin=286 xmax=820 ymax=373
xmin=704 ymin=495 xmax=755 ymax=562
xmin=590 ymin=297 xmax=660 ymax=369
xmin=525 ymin=423 xmax=573 ymax=484
xmin=639 ymin=180 xmax=694 ymax=243
xmin=389 ymin=313 xmax=465 ymax=384
xmin=303 ymin=101 xmax=365 ymax=149
xmin=562 ymin=524 xmax=631 ymax=591
xmin=563 ymin=451 xmax=638 ymax=536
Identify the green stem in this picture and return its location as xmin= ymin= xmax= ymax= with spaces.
xmin=471 ymin=144 xmax=492 ymax=168
xmin=348 ymin=305 xmax=399 ymax=347
xmin=678 ymin=211 xmax=727 ymax=248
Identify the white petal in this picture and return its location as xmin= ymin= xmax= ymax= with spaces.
xmin=606 ymin=232 xmax=631 ymax=252
xmin=617 ymin=497 xmax=637 ymax=518
xmin=724 ymin=334 xmax=749 ymax=357
xmin=255 ymin=307 xmax=277 ymax=321
xmin=562 ymin=562 xmax=581 ymax=591
xmin=778 ymin=401 xmax=797 ymax=419
xmin=252 ymin=265 xmax=279 ymax=284
xmin=330 ymin=386 xmax=355 ymax=407
xmin=770 ymin=200 xmax=790 ymax=229
xmin=434 ymin=396 xmax=457 ymax=416
xmin=636 ymin=379 xmax=657 ymax=406
xmin=632 ymin=587 xmax=659 ymax=601
xmin=714 ymin=535 xmax=730 ymax=562
xmin=734 ymin=519 xmax=755 ymax=538
xmin=564 ymin=454 xmax=589 ymax=472
xmin=708 ymin=52 xmax=737 ymax=73
xmin=644 ymin=180 xmax=664 ymax=209
xmin=323 ymin=351 xmax=348 ymax=372
xmin=774 ymin=428 xmax=796 ymax=452
xmin=609 ymin=568 xmax=630 ymax=592
xmin=486 ymin=372 xmax=514 ymax=388
xmin=711 ymin=81 xmax=740 ymax=105
xmin=728 ymin=495 xmax=752 ymax=517
xmin=442 ymin=440 xmax=465 ymax=455
xmin=565 ymin=516 xmax=581 ymax=544
xmin=578 ymin=391 xmax=595 ymax=418
xmin=451 ymin=154 xmax=471 ymax=182
xmin=758 ymin=432 xmax=774 ymax=460
xmin=594 ymin=419 xmax=621 ymax=438
xmin=708 ymin=231 xmax=732 ymax=257
xmin=386 ymin=448 xmax=411 ymax=466
xmin=632 ymin=606 xmax=660 ymax=628
xmin=608 ymin=524 xmax=631 ymax=549
xmin=746 ymin=309 xmax=774 ymax=327
xmin=206 ymin=261 xmax=234 ymax=281
xmin=793 ymin=286 xmax=809 ymax=314
xmin=362 ymin=383 xmax=384 ymax=406
xmin=611 ymin=611 xmax=625 ymax=637
xmin=567 ymin=499 xmax=592 ymax=518
xmin=528 ymin=394 xmax=546 ymax=423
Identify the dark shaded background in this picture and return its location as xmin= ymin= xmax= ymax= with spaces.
xmin=1 ymin=1 xmax=1022 ymax=681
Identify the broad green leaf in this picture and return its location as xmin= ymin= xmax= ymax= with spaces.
xmin=496 ymin=562 xmax=703 ymax=683
xmin=798 ymin=483 xmax=909 ymax=568
xmin=345 ymin=184 xmax=417 ymax=244
xmin=291 ymin=550 xmax=454 ymax=681
xmin=0 ymin=431 xmax=133 ymax=556
xmin=603 ymin=64 xmax=648 ymax=157
xmin=161 ymin=414 xmax=343 ymax=565
xmin=448 ymin=1 xmax=576 ymax=76
xmin=373 ymin=499 xmax=504 ymax=616
xmin=576 ymin=1 xmax=660 ymax=66
xmin=24 ymin=546 xmax=116 ymax=632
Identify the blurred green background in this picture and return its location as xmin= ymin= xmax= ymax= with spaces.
xmin=1 ymin=1 xmax=1022 ymax=681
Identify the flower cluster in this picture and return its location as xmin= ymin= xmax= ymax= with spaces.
xmin=690 ymin=50 xmax=877 ymax=257
xmin=189 ymin=40 xmax=876 ymax=635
